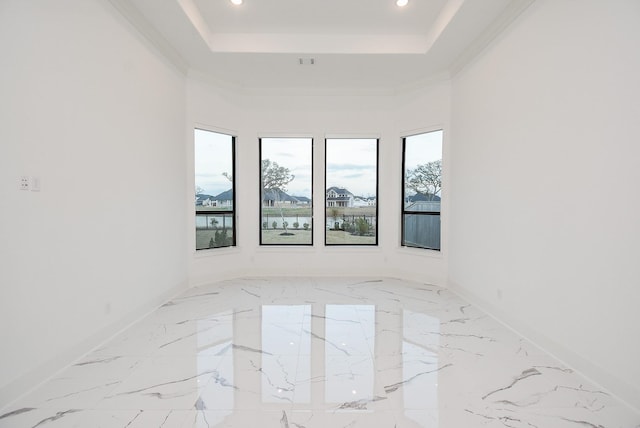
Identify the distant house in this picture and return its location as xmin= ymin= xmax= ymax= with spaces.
xmin=405 ymin=192 xmax=441 ymax=212
xmin=195 ymin=193 xmax=215 ymax=207
xmin=405 ymin=192 xmax=440 ymax=203
xmin=291 ymin=196 xmax=311 ymax=205
xmin=352 ymin=197 xmax=368 ymax=208
xmin=213 ymin=189 xmax=233 ymax=208
xmin=352 ymin=195 xmax=377 ymax=208
xmin=326 ymin=187 xmax=354 ymax=207
xmin=262 ymin=189 xmax=298 ymax=207
xmin=196 ymin=191 xmax=233 ymax=208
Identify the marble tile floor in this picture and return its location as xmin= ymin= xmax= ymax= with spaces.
xmin=1 ymin=277 xmax=638 ymax=428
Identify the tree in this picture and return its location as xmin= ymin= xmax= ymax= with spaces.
xmin=331 ymin=208 xmax=340 ymax=230
xmin=406 ymin=160 xmax=442 ymax=200
xmin=262 ymin=159 xmax=294 ymax=233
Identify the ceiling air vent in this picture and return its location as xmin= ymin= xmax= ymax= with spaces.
xmin=298 ymin=58 xmax=315 ymax=66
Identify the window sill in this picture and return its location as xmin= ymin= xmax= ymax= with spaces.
xmin=193 ymin=246 xmax=242 ymax=259
xmin=396 ymin=245 xmax=443 ymax=259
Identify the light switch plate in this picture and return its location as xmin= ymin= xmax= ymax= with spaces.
xmin=31 ymin=176 xmax=41 ymax=192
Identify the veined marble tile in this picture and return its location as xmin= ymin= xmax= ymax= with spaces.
xmin=1 ymin=277 xmax=638 ymax=428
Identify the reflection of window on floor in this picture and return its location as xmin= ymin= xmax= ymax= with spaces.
xmin=261 ymin=305 xmax=312 ymax=403
xmin=403 ymin=310 xmax=440 ymax=427
xmin=325 ymin=305 xmax=375 ymax=404
xmin=197 ymin=311 xmax=234 ymax=424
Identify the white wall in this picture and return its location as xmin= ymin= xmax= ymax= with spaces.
xmin=187 ymin=81 xmax=451 ymax=286
xmin=449 ymin=0 xmax=640 ymax=410
xmin=0 ymin=0 xmax=188 ymax=407
xmin=12 ymin=0 xmax=637 ymax=414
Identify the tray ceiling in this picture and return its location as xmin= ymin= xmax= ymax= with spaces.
xmin=110 ymin=0 xmax=534 ymax=89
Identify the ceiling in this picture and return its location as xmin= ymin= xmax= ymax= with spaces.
xmin=110 ymin=0 xmax=534 ymax=90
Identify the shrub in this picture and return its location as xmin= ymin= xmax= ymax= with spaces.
xmin=303 ymin=223 xmax=309 ymax=230
xmin=282 ymin=221 xmax=288 ymax=229
xmin=293 ymin=222 xmax=300 ymax=229
xmin=214 ymin=228 xmax=231 ymax=246
xmin=355 ymin=218 xmax=369 ymax=236
xmin=272 ymin=221 xmax=278 ymax=229
xmin=262 ymin=221 xmax=268 ymax=230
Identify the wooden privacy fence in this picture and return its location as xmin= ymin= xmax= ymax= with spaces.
xmin=403 ymin=214 xmax=440 ymax=250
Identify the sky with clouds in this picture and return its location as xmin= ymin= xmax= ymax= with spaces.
xmin=194 ymin=129 xmax=234 ymax=196
xmin=404 ymin=130 xmax=444 ymax=196
xmin=261 ymin=137 xmax=313 ymax=197
xmin=195 ymin=130 xmax=442 ymax=198
xmin=326 ymin=138 xmax=378 ymax=197
xmin=404 ymin=130 xmax=443 ymax=170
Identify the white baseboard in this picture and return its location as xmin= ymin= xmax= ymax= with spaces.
xmin=0 ymin=280 xmax=188 ymax=412
xmin=188 ymin=267 xmax=447 ymax=290
xmin=448 ymin=280 xmax=640 ymax=414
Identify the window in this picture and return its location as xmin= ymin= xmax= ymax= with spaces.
xmin=325 ymin=138 xmax=378 ymax=245
xmin=260 ymin=138 xmax=313 ymax=245
xmin=194 ymin=129 xmax=235 ymax=250
xmin=402 ymin=130 xmax=443 ymax=250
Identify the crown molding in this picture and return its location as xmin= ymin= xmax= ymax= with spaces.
xmin=106 ymin=0 xmax=190 ymax=75
xmin=449 ymin=0 xmax=536 ymax=78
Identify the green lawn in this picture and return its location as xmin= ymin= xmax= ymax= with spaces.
xmin=261 ymin=229 xmax=312 ymax=245
xmin=197 ymin=225 xmax=376 ymax=247
xmin=325 ymin=230 xmax=376 ymax=245
xmin=262 ymin=207 xmax=312 ymax=216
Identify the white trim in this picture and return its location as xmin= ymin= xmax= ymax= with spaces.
xmin=106 ymin=0 xmax=189 ymax=75
xmin=449 ymin=0 xmax=536 ymax=77
xmin=396 ymin=245 xmax=443 ymax=259
xmin=193 ymin=246 xmax=242 ymax=259
xmin=324 ymin=134 xmax=381 ymax=140
xmin=257 ymin=133 xmax=315 ymax=139
xmin=193 ymin=123 xmax=238 ymax=138
xmin=448 ymin=280 xmax=640 ymax=414
xmin=399 ymin=124 xmax=446 ymax=139
xmin=0 ymin=281 xmax=188 ymax=412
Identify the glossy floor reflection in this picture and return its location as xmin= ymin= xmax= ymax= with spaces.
xmin=1 ymin=277 xmax=638 ymax=427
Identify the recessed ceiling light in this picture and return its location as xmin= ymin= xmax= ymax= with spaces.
xmin=396 ymin=0 xmax=409 ymax=6
xmin=230 ymin=0 xmax=243 ymax=5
